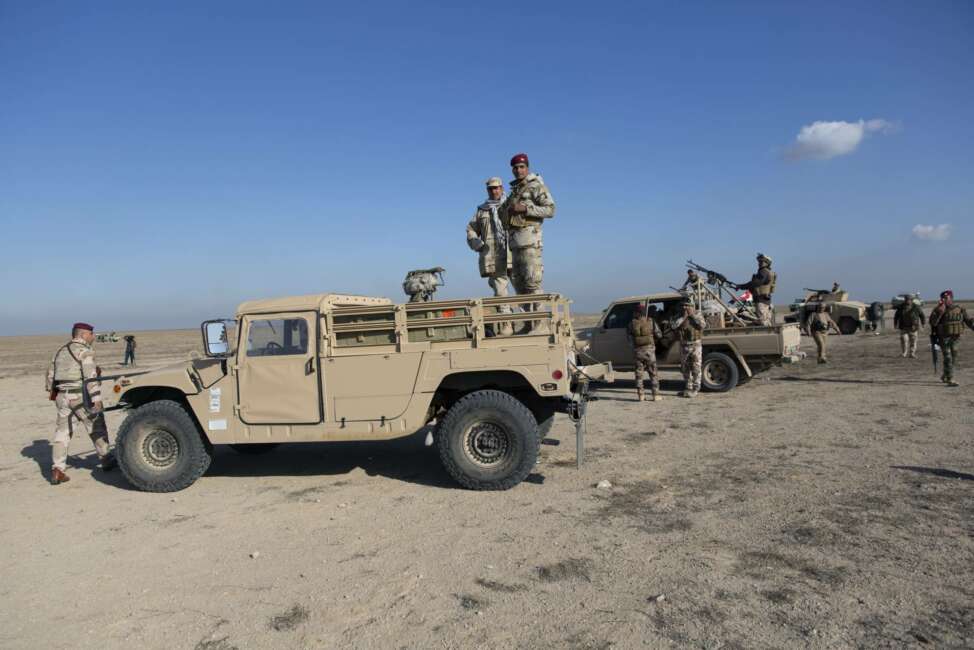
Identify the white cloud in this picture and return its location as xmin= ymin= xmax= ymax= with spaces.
xmin=786 ymin=118 xmax=895 ymax=161
xmin=912 ymin=224 xmax=951 ymax=241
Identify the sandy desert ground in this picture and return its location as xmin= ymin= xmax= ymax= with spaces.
xmin=0 ymin=315 xmax=972 ymax=649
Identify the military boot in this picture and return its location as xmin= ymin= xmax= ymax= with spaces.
xmin=685 ymin=390 xmax=698 ymax=399
xmin=99 ymin=452 xmax=117 ymax=471
xmin=51 ymin=468 xmax=70 ymax=485
xmin=651 ymin=393 xmax=663 ymax=402
xmin=946 ymin=380 xmax=959 ymax=387
xmin=636 ymin=392 xmax=645 ymax=402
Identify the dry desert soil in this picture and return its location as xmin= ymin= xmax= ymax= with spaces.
xmin=0 ymin=318 xmax=972 ymax=649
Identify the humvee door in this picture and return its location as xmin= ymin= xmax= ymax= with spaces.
xmin=588 ymin=301 xmax=641 ymax=368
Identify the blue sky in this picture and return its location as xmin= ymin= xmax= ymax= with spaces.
xmin=1 ymin=1 xmax=972 ymax=335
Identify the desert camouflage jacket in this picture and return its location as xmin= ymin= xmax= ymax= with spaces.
xmin=466 ymin=200 xmax=512 ymax=278
xmin=45 ymin=338 xmax=103 ymax=403
xmin=501 ymin=173 xmax=555 ymax=249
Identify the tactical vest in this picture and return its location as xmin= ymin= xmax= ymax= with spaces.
xmin=678 ymin=319 xmax=702 ymax=342
xmin=941 ymin=306 xmax=965 ymax=337
xmin=811 ymin=315 xmax=828 ymax=332
xmin=753 ymin=269 xmax=776 ymax=298
xmin=631 ymin=318 xmax=655 ymax=347
xmin=899 ymin=307 xmax=920 ymax=331
xmin=52 ymin=342 xmax=85 ymax=389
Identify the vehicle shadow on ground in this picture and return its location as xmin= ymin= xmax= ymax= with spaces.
xmin=593 ymin=378 xmax=687 ymax=401
xmin=779 ymin=376 xmax=942 ymax=386
xmin=891 ymin=465 xmax=974 ymax=482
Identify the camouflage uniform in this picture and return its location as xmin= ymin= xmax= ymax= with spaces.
xmin=44 ymin=338 xmax=111 ymax=473
xmin=466 ymin=191 xmax=511 ymax=297
xmin=628 ymin=313 xmax=663 ymax=401
xmin=929 ymin=302 xmax=974 ymax=385
xmin=893 ymin=302 xmax=925 ymax=358
xmin=808 ymin=308 xmax=839 ymax=363
xmin=501 ymin=173 xmax=555 ymax=324
xmin=673 ymin=308 xmax=707 ymax=396
xmin=737 ymin=256 xmax=776 ymax=326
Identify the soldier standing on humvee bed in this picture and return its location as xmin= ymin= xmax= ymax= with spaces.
xmin=467 ymin=176 xmax=513 ymax=336
xmin=734 ymin=253 xmax=776 ymax=326
xmin=501 ymin=152 xmax=555 ymax=331
xmin=929 ymin=290 xmax=974 ymax=387
xmin=44 ymin=322 xmax=116 ymax=485
xmin=672 ymin=295 xmax=707 ymax=398
xmin=894 ymin=298 xmax=925 ymax=359
xmin=628 ymin=304 xmax=663 ymax=402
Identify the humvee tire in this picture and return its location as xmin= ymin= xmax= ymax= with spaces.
xmin=838 ymin=316 xmax=859 ymax=335
xmin=229 ymin=443 xmax=280 ymax=454
xmin=116 ymin=400 xmax=212 ymax=492
xmin=436 ymin=389 xmax=539 ymax=490
xmin=701 ymin=351 xmax=740 ymax=392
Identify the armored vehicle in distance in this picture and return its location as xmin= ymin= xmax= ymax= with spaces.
xmin=93 ymin=292 xmax=610 ymax=492
xmin=784 ymin=288 xmax=867 ymax=335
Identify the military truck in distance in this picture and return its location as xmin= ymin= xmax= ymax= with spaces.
xmin=784 ymin=288 xmax=868 ymax=335
xmin=94 ymin=293 xmax=610 ymax=492
xmin=577 ymin=292 xmax=802 ymax=393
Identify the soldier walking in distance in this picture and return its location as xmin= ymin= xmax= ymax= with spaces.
xmin=44 ymin=322 xmax=116 ymax=484
xmin=628 ymin=304 xmax=663 ymax=402
xmin=808 ymin=303 xmax=840 ymax=364
xmin=929 ymin=290 xmax=974 ymax=387
xmin=894 ymin=298 xmax=925 ymax=358
xmin=734 ymin=253 xmax=776 ymax=326
xmin=865 ymin=301 xmax=885 ymax=334
xmin=501 ymin=152 xmax=555 ymax=332
xmin=466 ymin=177 xmax=513 ymax=336
xmin=673 ymin=295 xmax=707 ymax=397
xmin=122 ymin=334 xmax=137 ymax=366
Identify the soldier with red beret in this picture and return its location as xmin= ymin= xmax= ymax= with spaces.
xmin=500 ymin=152 xmax=556 ymax=332
xmin=44 ymin=322 xmax=116 ymax=484
xmin=929 ymin=290 xmax=974 ymax=387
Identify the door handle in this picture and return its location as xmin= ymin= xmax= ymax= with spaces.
xmin=305 ymin=358 xmax=315 ymax=375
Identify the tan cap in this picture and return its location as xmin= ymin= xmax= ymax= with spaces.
xmin=485 ymin=177 xmax=503 ymax=188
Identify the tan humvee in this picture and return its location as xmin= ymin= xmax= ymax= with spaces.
xmin=93 ymin=292 xmax=610 ymax=492
xmin=577 ymin=292 xmax=802 ymax=392
xmin=784 ymin=289 xmax=868 ymax=335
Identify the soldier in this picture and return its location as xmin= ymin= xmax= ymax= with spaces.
xmin=929 ymin=290 xmax=974 ymax=387
xmin=672 ymin=295 xmax=707 ymax=397
xmin=865 ymin=301 xmax=885 ymax=335
xmin=467 ymin=177 xmax=513 ymax=336
xmin=893 ymin=298 xmax=925 ymax=358
xmin=734 ymin=253 xmax=776 ymax=326
xmin=123 ymin=334 xmax=137 ymax=366
xmin=501 ymin=152 xmax=555 ymax=332
xmin=681 ymin=269 xmax=701 ymax=291
xmin=808 ymin=303 xmax=840 ymax=364
xmin=628 ymin=304 xmax=663 ymax=402
xmin=831 ymin=281 xmax=841 ymax=293
xmin=44 ymin=322 xmax=116 ymax=485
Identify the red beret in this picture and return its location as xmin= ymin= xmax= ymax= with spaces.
xmin=941 ymin=290 xmax=953 ymax=299
xmin=72 ymin=322 xmax=94 ymax=332
xmin=510 ymin=153 xmax=529 ymax=167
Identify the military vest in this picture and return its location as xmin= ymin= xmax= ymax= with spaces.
xmin=753 ymin=269 xmax=776 ymax=298
xmin=899 ymin=306 xmax=920 ymax=331
xmin=630 ymin=318 xmax=655 ymax=347
xmin=52 ymin=342 xmax=85 ymax=388
xmin=678 ymin=319 xmax=702 ymax=342
xmin=811 ymin=314 xmax=829 ymax=332
xmin=941 ymin=306 xmax=965 ymax=337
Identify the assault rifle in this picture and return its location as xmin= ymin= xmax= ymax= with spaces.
xmin=686 ymin=261 xmax=733 ymax=288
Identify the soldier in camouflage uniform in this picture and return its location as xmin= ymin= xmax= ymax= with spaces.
xmin=735 ymin=253 xmax=776 ymax=326
xmin=672 ymin=295 xmax=707 ymax=397
xmin=808 ymin=303 xmax=840 ymax=364
xmin=893 ymin=298 xmax=925 ymax=358
xmin=467 ymin=177 xmax=513 ymax=336
xmin=929 ymin=290 xmax=974 ymax=387
xmin=501 ymin=153 xmax=555 ymax=332
xmin=628 ymin=304 xmax=663 ymax=402
xmin=44 ymin=322 xmax=115 ymax=484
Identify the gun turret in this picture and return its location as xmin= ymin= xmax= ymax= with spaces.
xmin=403 ymin=267 xmax=446 ymax=303
xmin=686 ymin=260 xmax=731 ymax=287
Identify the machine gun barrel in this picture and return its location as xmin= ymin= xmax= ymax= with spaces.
xmin=686 ymin=260 xmax=730 ymax=286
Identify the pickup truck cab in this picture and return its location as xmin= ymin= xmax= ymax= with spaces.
xmin=96 ymin=292 xmax=609 ymax=492
xmin=577 ymin=292 xmax=802 ymax=392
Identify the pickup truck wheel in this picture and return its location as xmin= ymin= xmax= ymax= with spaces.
xmin=838 ymin=316 xmax=859 ymax=335
xmin=229 ymin=443 xmax=280 ymax=454
xmin=116 ymin=400 xmax=212 ymax=492
xmin=436 ymin=389 xmax=539 ymax=490
xmin=701 ymin=352 xmax=740 ymax=392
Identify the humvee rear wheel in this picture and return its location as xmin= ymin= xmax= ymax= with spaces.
xmin=701 ymin=352 xmax=740 ymax=392
xmin=116 ymin=400 xmax=212 ymax=492
xmin=838 ymin=316 xmax=859 ymax=335
xmin=436 ymin=390 xmax=538 ymax=490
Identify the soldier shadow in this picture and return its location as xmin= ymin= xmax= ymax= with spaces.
xmin=593 ymin=378 xmax=686 ymax=401
xmin=200 ymin=429 xmax=547 ymax=490
xmin=20 ymin=439 xmax=104 ymax=482
xmin=779 ymin=376 xmax=942 ymax=386
xmin=891 ymin=465 xmax=974 ymax=482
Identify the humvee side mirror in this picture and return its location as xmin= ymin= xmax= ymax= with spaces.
xmin=202 ymin=320 xmax=234 ymax=358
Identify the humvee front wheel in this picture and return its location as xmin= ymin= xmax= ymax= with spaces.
xmin=701 ymin=352 xmax=740 ymax=392
xmin=838 ymin=316 xmax=859 ymax=335
xmin=116 ymin=400 xmax=212 ymax=492
xmin=436 ymin=390 xmax=539 ymax=490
